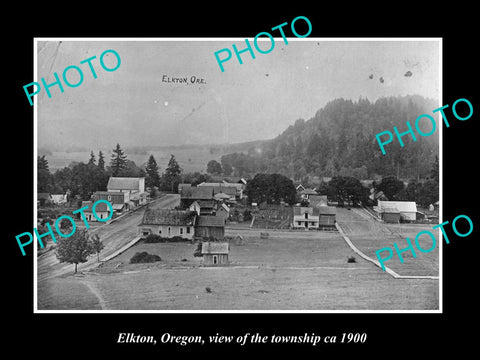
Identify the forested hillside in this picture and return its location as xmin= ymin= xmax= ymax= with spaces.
xmin=220 ymin=95 xmax=439 ymax=182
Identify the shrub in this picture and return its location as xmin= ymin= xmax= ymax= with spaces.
xmin=347 ymin=256 xmax=356 ymax=263
xmin=144 ymin=234 xmax=162 ymax=243
xmin=144 ymin=234 xmax=189 ymax=243
xmin=130 ymin=251 xmax=161 ymax=264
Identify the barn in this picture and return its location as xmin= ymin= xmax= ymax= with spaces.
xmin=201 ymin=241 xmax=229 ymax=266
xmin=376 ymin=201 xmax=417 ymax=222
xmin=195 ymin=216 xmax=225 ymax=240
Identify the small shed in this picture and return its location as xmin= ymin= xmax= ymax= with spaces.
xmin=201 ymin=242 xmax=229 ymax=266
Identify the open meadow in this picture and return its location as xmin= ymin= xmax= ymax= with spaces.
xmin=37 ymin=224 xmax=439 ymax=311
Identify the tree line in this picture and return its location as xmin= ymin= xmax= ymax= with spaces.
xmin=38 ymin=144 xmax=185 ymax=201
xmin=206 ymin=95 xmax=439 ymax=182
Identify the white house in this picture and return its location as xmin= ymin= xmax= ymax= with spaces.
xmin=107 ymin=177 xmax=148 ymax=206
xmin=79 ymin=201 xmax=111 ymax=222
xmin=375 ymin=200 xmax=417 ymax=221
xmin=292 ymin=207 xmax=320 ymax=230
xmin=138 ymin=209 xmax=197 ymax=239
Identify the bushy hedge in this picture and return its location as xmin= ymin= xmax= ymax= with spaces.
xmin=144 ymin=234 xmax=188 ymax=243
xmin=130 ymin=251 xmax=161 ymax=264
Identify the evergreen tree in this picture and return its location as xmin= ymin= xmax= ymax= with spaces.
xmin=110 ymin=143 xmax=128 ymax=176
xmin=163 ymin=154 xmax=182 ymax=193
xmin=145 ymin=154 xmax=160 ymax=189
xmin=38 ymin=155 xmax=49 ymax=171
xmin=430 ymin=155 xmax=439 ymax=183
xmin=38 ymin=155 xmax=53 ymax=193
xmin=97 ymin=151 xmax=105 ymax=170
xmin=88 ymin=151 xmax=96 ymax=165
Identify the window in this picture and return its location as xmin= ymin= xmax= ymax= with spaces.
xmin=298 ymin=221 xmax=301 ymax=226
xmin=180 ymin=228 xmax=183 ymax=235
xmin=168 ymin=227 xmax=171 ymax=235
xmin=159 ymin=229 xmax=162 ymax=234
xmin=305 ymin=213 xmax=309 ymax=219
xmin=213 ymin=255 xmax=218 ymax=265
xmin=186 ymin=227 xmax=190 ymax=234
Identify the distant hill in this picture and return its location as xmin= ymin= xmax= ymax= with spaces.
xmin=219 ymin=95 xmax=439 ymax=182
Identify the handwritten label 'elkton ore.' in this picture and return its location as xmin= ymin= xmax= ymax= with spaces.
xmin=162 ymin=75 xmax=207 ymax=85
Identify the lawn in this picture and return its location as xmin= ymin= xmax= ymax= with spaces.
xmin=37 ymin=227 xmax=439 ymax=311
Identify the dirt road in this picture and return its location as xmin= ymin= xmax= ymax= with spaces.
xmin=37 ymin=194 xmax=180 ymax=282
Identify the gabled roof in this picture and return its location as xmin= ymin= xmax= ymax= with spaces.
xmin=300 ymin=188 xmax=318 ymax=195
xmin=196 ymin=216 xmax=225 ymax=227
xmin=38 ymin=193 xmax=52 ymax=200
xmin=107 ymin=177 xmax=144 ymax=190
xmin=81 ymin=200 xmax=110 ymax=212
xmin=293 ymin=207 xmax=321 ymax=216
xmin=309 ymin=195 xmax=328 ymax=207
xmin=198 ymin=182 xmax=243 ymax=190
xmin=197 ymin=185 xmax=237 ymax=196
xmin=317 ymin=206 xmax=336 ymax=215
xmin=201 ymin=242 xmax=229 ymax=254
xmin=378 ymin=201 xmax=417 ymax=213
xmin=141 ymin=209 xmax=196 ymax=226
xmin=181 ymin=186 xmax=214 ymax=200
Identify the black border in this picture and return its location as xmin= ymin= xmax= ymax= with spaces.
xmin=8 ymin=6 xmax=478 ymax=355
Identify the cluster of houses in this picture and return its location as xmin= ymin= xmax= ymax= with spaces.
xmin=293 ymin=186 xmax=337 ymax=230
xmin=81 ymin=177 xmax=149 ymax=221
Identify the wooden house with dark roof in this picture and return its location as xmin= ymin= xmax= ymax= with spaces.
xmin=195 ymin=215 xmax=225 ymax=240
xmin=138 ymin=209 xmax=197 ymax=239
xmin=180 ymin=186 xmax=215 ymax=208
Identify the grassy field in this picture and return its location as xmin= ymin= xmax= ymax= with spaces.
xmin=37 ymin=226 xmax=439 ymax=311
xmin=335 ymin=207 xmax=439 ymax=277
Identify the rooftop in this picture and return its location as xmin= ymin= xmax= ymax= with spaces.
xmin=141 ymin=209 xmax=197 ymax=226
xmin=196 ymin=216 xmax=226 ymax=227
xmin=201 ymin=242 xmax=229 ymax=254
xmin=107 ymin=177 xmax=144 ymax=190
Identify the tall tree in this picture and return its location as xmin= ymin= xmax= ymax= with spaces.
xmin=206 ymin=160 xmax=222 ymax=175
xmin=38 ymin=155 xmax=49 ymax=171
xmin=97 ymin=151 xmax=105 ymax=170
xmin=38 ymin=155 xmax=53 ymax=193
xmin=88 ymin=151 xmax=96 ymax=166
xmin=375 ymin=175 xmax=405 ymax=200
xmin=110 ymin=143 xmax=128 ymax=176
xmin=163 ymin=154 xmax=182 ymax=193
xmin=430 ymin=155 xmax=439 ymax=183
xmin=145 ymin=154 xmax=160 ymax=189
xmin=55 ymin=229 xmax=93 ymax=274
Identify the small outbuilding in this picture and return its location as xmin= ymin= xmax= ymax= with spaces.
xmin=201 ymin=242 xmax=229 ymax=266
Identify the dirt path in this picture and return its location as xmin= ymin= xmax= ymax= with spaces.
xmin=37 ymin=194 xmax=180 ymax=282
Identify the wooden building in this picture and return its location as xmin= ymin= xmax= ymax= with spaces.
xmin=201 ymin=241 xmax=229 ymax=266
xmin=195 ymin=216 xmax=225 ymax=240
xmin=375 ymin=201 xmax=417 ymax=222
xmin=292 ymin=207 xmax=320 ymax=229
xmin=138 ymin=209 xmax=196 ymax=240
xmin=318 ymin=206 xmax=336 ymax=227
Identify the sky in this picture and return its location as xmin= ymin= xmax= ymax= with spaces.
xmin=36 ymin=39 xmax=440 ymax=150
